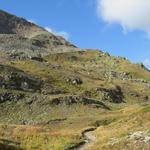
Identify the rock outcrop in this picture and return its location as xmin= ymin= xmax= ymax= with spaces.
xmin=51 ymin=96 xmax=110 ymax=109
xmin=0 ymin=64 xmax=42 ymax=92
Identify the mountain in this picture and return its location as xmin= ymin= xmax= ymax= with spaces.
xmin=0 ymin=10 xmax=77 ymax=60
xmin=0 ymin=10 xmax=150 ymax=150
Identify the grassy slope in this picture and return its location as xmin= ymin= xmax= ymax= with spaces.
xmin=0 ymin=50 xmax=150 ymax=150
xmin=87 ymin=104 xmax=150 ymax=150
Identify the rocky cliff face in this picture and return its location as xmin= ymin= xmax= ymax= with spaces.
xmin=0 ymin=10 xmax=77 ymax=59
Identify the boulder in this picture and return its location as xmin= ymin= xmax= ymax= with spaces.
xmin=66 ymin=77 xmax=82 ymax=85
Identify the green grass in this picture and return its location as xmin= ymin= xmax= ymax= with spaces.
xmin=140 ymin=104 xmax=150 ymax=113
xmin=0 ymin=50 xmax=150 ymax=149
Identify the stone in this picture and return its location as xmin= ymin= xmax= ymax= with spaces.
xmin=128 ymin=131 xmax=144 ymax=140
xmin=144 ymin=136 xmax=150 ymax=143
xmin=66 ymin=77 xmax=82 ymax=85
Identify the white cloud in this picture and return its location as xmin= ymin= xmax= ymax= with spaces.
xmin=27 ymin=19 xmax=36 ymax=24
xmin=97 ymin=0 xmax=150 ymax=36
xmin=143 ymin=58 xmax=150 ymax=68
xmin=45 ymin=27 xmax=69 ymax=40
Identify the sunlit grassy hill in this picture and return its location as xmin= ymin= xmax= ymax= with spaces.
xmin=0 ymin=10 xmax=150 ymax=150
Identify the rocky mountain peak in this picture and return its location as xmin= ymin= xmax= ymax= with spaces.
xmin=0 ymin=10 xmax=77 ymax=59
xmin=0 ymin=9 xmax=35 ymax=35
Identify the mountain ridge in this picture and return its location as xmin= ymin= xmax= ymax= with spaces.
xmin=0 ymin=9 xmax=77 ymax=60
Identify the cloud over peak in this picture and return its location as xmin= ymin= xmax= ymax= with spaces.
xmin=45 ymin=27 xmax=69 ymax=40
xmin=143 ymin=58 xmax=150 ymax=67
xmin=97 ymin=0 xmax=150 ymax=36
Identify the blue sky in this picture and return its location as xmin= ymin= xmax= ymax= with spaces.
xmin=0 ymin=0 xmax=150 ymax=69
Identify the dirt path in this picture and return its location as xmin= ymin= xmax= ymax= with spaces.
xmin=69 ymin=127 xmax=97 ymax=150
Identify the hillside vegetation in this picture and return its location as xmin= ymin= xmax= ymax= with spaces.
xmin=0 ymin=10 xmax=150 ymax=150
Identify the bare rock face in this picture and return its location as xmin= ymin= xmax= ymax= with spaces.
xmin=0 ymin=10 xmax=34 ymax=35
xmin=95 ymin=86 xmax=124 ymax=103
xmin=0 ymin=10 xmax=77 ymax=59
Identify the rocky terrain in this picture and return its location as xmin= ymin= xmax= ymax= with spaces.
xmin=0 ymin=10 xmax=77 ymax=59
xmin=0 ymin=10 xmax=150 ymax=150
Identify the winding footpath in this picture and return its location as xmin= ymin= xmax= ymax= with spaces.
xmin=70 ymin=127 xmax=97 ymax=150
